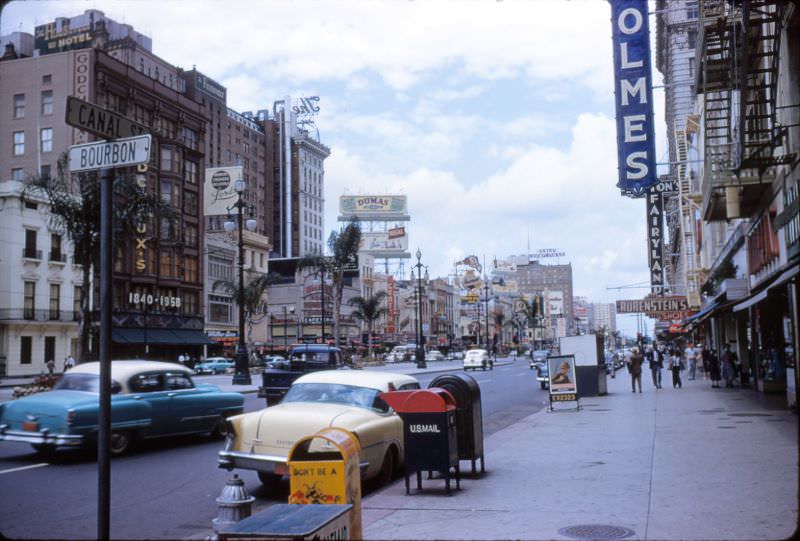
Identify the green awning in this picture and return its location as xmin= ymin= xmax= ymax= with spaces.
xmin=111 ymin=328 xmax=214 ymax=345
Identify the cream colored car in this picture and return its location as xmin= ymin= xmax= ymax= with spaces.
xmin=218 ymin=370 xmax=420 ymax=489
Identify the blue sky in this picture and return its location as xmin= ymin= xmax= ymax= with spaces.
xmin=1 ymin=0 xmax=664 ymax=337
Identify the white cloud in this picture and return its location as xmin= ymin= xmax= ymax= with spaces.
xmin=3 ymin=0 xmax=655 ymax=336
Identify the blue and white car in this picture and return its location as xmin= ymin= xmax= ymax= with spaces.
xmin=194 ymin=357 xmax=235 ymax=375
xmin=0 ymin=360 xmax=244 ymax=456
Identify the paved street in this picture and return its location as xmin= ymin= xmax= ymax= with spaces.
xmin=1 ymin=360 xmax=797 ymax=540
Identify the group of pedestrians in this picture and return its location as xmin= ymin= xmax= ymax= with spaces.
xmin=626 ymin=340 xmax=739 ymax=392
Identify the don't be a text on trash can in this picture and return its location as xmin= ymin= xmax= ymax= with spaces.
xmin=287 ymin=426 xmax=362 ymax=539
xmin=429 ymin=372 xmax=485 ymax=475
xmin=380 ymin=388 xmax=460 ymax=495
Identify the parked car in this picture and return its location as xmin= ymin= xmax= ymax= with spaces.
xmin=219 ymin=370 xmax=420 ymax=489
xmin=463 ymin=348 xmax=492 ymax=371
xmin=0 ymin=360 xmax=244 ymax=456
xmin=530 ymin=350 xmax=549 ymax=370
xmin=535 ymin=361 xmax=550 ymax=389
xmin=263 ymin=355 xmax=289 ymax=370
xmin=384 ymin=344 xmax=416 ymax=363
xmin=424 ymin=350 xmax=445 ymax=362
xmin=195 ymin=357 xmax=235 ymax=375
xmin=258 ymin=345 xmax=344 ymax=406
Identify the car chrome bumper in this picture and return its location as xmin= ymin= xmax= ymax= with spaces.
xmin=0 ymin=425 xmax=83 ymax=447
xmin=218 ymin=449 xmax=287 ymax=473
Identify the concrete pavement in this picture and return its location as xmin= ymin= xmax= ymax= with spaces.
xmin=361 ymin=369 xmax=799 ymax=541
xmin=3 ymin=358 xmax=796 ymax=540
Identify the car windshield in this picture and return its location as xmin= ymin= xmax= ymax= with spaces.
xmin=283 ymin=382 xmax=388 ymax=412
xmin=54 ymin=373 xmax=121 ymax=394
xmin=290 ymin=351 xmax=332 ymax=362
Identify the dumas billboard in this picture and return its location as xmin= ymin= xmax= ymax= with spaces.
xmin=611 ymin=0 xmax=658 ymax=197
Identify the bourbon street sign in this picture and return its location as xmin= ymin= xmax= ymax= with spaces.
xmin=68 ymin=135 xmax=152 ymax=172
xmin=66 ymin=96 xmax=149 ymax=140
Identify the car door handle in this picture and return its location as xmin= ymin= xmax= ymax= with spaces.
xmin=167 ymin=392 xmax=176 ymax=397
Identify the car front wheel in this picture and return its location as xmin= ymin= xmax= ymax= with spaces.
xmin=109 ymin=431 xmax=132 ymax=456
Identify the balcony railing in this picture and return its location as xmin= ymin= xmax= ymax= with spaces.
xmin=0 ymin=309 xmax=78 ymax=322
xmin=49 ymin=251 xmax=67 ymax=263
xmin=22 ymin=248 xmax=42 ymax=260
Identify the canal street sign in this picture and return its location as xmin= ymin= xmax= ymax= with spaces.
xmin=65 ymin=96 xmax=149 ymax=140
xmin=68 ymin=134 xmax=152 ymax=172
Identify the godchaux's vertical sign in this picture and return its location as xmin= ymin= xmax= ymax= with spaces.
xmin=611 ymin=0 xmax=658 ymax=197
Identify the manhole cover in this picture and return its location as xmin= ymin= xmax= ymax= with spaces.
xmin=558 ymin=524 xmax=635 ymax=540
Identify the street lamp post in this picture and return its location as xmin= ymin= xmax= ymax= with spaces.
xmin=413 ymin=249 xmax=426 ymax=368
xmin=224 ymin=173 xmax=257 ymax=385
xmin=282 ymin=305 xmax=295 ymax=350
xmin=483 ymin=278 xmax=490 ymax=352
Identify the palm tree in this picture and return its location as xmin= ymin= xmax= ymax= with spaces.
xmin=327 ymin=220 xmax=362 ymax=347
xmin=213 ymin=271 xmax=283 ymax=348
xmin=348 ymin=291 xmax=387 ymax=360
xmin=23 ymin=153 xmax=178 ymax=360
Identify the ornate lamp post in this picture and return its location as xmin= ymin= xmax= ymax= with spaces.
xmin=413 ymin=249 xmax=426 ymax=368
xmin=224 ymin=173 xmax=257 ymax=385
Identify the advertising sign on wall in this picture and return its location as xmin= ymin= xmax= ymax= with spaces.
xmin=339 ymin=195 xmax=408 ymax=219
xmin=204 ymin=166 xmax=242 ymax=215
xmin=359 ymin=231 xmax=409 ymax=256
xmin=35 ymin=21 xmax=94 ymax=55
xmin=610 ymin=0 xmax=658 ymax=197
xmin=546 ymin=291 xmax=564 ymax=315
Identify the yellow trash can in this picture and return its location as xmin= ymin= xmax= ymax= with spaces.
xmin=288 ymin=427 xmax=361 ymax=539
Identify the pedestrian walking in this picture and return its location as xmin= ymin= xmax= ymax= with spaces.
xmin=701 ymin=344 xmax=710 ymax=379
xmin=46 ymin=359 xmax=55 ymax=375
xmin=66 ymin=354 xmax=75 ymax=371
xmin=708 ymin=347 xmax=721 ymax=388
xmin=628 ymin=346 xmax=643 ymax=393
xmin=669 ymin=346 xmax=683 ymax=388
xmin=685 ymin=342 xmax=697 ymax=380
xmin=721 ymin=342 xmax=738 ymax=388
xmin=649 ymin=344 xmax=663 ymax=389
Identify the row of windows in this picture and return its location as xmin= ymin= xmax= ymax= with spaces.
xmin=21 ymin=281 xmax=82 ymax=321
xmin=11 ymin=128 xmax=53 ymax=156
xmin=13 ymin=90 xmax=54 ymax=119
xmin=23 ymin=228 xmax=64 ymax=262
xmin=18 ymin=335 xmax=57 ymax=365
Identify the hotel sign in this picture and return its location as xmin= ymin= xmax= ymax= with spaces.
xmin=611 ymin=0 xmax=658 ymax=197
xmin=35 ymin=22 xmax=94 ymax=55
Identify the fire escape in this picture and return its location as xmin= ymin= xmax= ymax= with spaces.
xmin=697 ymin=0 xmax=795 ymax=221
xmin=675 ymin=117 xmax=703 ymax=307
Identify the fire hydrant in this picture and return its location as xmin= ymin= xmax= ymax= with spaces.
xmin=212 ymin=474 xmax=255 ymax=535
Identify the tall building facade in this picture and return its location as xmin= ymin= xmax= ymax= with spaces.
xmin=1 ymin=10 xmax=210 ymax=369
xmin=515 ymin=260 xmax=574 ymax=339
xmin=658 ymin=0 xmax=800 ymax=407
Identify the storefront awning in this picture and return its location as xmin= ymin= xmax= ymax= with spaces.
xmin=732 ymin=263 xmax=799 ymax=313
xmin=683 ymin=301 xmax=719 ymax=325
xmin=733 ymin=290 xmax=768 ymax=313
xmin=111 ymin=328 xmax=214 ymax=345
xmin=170 ymin=329 xmax=216 ymax=345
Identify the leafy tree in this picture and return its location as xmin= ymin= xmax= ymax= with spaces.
xmin=213 ymin=271 xmax=283 ymax=348
xmin=23 ymin=154 xmax=178 ymax=361
xmin=348 ymin=291 xmax=387 ymax=360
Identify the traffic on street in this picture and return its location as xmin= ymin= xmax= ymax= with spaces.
xmin=0 ymin=358 xmax=545 ymax=540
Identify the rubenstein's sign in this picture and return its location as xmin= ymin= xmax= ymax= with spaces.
xmin=610 ymin=0 xmax=658 ymax=197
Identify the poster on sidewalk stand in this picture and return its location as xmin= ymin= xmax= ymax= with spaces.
xmin=547 ymin=355 xmax=581 ymax=411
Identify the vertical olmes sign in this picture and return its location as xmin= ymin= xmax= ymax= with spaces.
xmin=611 ymin=0 xmax=658 ymax=197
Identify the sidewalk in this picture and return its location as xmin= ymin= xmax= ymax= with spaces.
xmin=362 ymin=371 xmax=799 ymax=541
